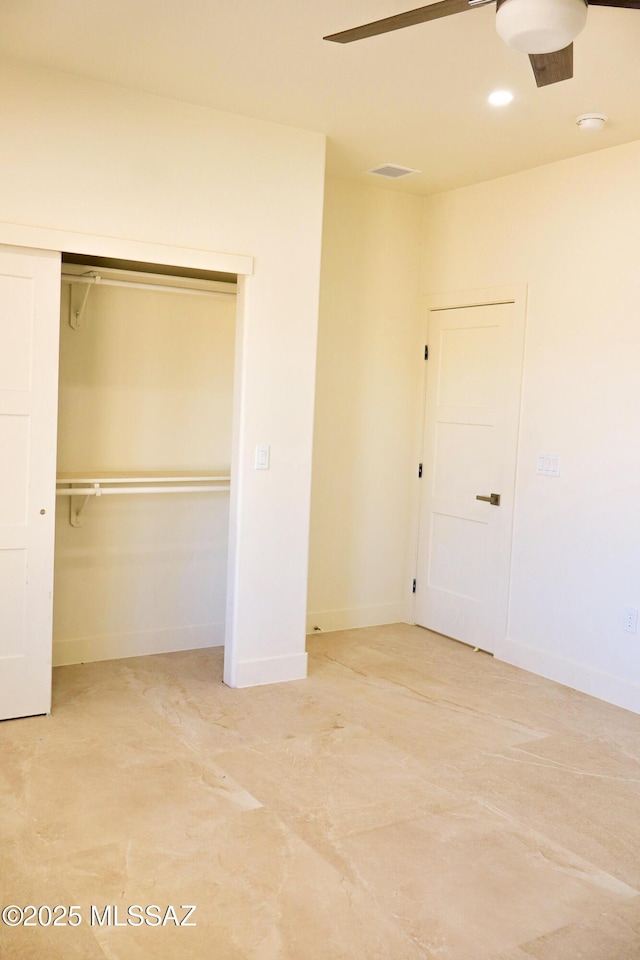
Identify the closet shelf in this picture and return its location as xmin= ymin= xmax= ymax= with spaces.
xmin=56 ymin=471 xmax=231 ymax=527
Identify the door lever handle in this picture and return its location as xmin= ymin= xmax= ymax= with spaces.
xmin=476 ymin=493 xmax=501 ymax=506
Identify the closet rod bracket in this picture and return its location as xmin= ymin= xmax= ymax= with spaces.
xmin=69 ymin=274 xmax=100 ymax=330
xmin=70 ymin=483 xmax=101 ymax=527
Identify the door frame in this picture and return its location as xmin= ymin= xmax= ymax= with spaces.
xmin=0 ymin=223 xmax=254 ymax=713
xmin=411 ymin=284 xmax=528 ymax=656
xmin=0 ymin=222 xmax=252 ymax=277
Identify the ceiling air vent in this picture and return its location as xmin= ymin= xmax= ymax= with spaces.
xmin=367 ymin=163 xmax=421 ymax=179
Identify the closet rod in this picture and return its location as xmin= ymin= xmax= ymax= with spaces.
xmin=61 ymin=274 xmax=236 ymax=298
xmin=56 ymin=473 xmax=230 ymax=483
xmin=56 ymin=485 xmax=230 ymax=496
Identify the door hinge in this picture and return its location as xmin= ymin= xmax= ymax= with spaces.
xmin=418 ymin=463 xmax=423 ymax=478
xmin=412 ymin=578 xmax=417 ymax=594
xmin=424 ymin=345 xmax=429 ymax=360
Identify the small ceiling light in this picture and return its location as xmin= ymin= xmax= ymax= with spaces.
xmin=576 ymin=113 xmax=607 ymax=131
xmin=488 ymin=90 xmax=514 ymax=106
xmin=496 ymin=0 xmax=587 ymax=54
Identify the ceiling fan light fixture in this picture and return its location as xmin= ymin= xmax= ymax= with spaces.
xmin=495 ymin=0 xmax=587 ymax=54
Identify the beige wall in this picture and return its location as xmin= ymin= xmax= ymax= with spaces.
xmin=0 ymin=58 xmax=326 ymax=687
xmin=308 ymin=178 xmax=422 ymax=631
xmin=421 ymin=140 xmax=640 ymax=712
xmin=6 ymin=56 xmax=637 ymax=709
xmin=311 ymin=145 xmax=640 ymax=714
xmin=54 ymin=282 xmax=235 ymax=664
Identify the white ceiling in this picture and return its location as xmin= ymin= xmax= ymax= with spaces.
xmin=1 ymin=0 xmax=639 ymax=195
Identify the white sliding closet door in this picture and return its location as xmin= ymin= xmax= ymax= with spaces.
xmin=0 ymin=246 xmax=60 ymax=720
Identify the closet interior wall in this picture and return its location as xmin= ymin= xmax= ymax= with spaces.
xmin=53 ymin=270 xmax=236 ymax=666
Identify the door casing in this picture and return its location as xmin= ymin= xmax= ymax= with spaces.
xmin=412 ymin=285 xmax=527 ymax=655
xmin=0 ymin=227 xmax=252 ymax=720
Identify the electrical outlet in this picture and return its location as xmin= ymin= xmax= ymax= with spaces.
xmin=623 ymin=607 xmax=638 ymax=633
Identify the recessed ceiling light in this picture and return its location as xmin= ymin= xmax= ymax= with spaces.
xmin=488 ymin=90 xmax=514 ymax=107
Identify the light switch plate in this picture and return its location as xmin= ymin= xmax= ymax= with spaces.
xmin=536 ymin=453 xmax=560 ymax=477
xmin=255 ymin=445 xmax=270 ymax=470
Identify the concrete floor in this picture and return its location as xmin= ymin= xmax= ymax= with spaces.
xmin=2 ymin=623 xmax=640 ymax=959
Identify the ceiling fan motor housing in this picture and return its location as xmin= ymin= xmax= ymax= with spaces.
xmin=495 ymin=0 xmax=588 ymax=54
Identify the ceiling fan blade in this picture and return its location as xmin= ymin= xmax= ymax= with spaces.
xmin=324 ymin=0 xmax=488 ymax=43
xmin=529 ymin=44 xmax=573 ymax=86
xmin=587 ymin=0 xmax=640 ymax=8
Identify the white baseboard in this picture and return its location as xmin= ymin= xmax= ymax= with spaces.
xmin=227 ymin=651 xmax=308 ymax=688
xmin=306 ymin=602 xmax=408 ymax=635
xmin=496 ymin=637 xmax=640 ymax=716
xmin=53 ymin=622 xmax=224 ymax=667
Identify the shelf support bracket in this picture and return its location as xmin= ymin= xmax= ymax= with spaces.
xmin=69 ymin=275 xmax=99 ymax=330
xmin=70 ymin=483 xmax=100 ymax=527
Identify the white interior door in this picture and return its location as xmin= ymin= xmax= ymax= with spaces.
xmin=414 ymin=289 xmax=526 ymax=653
xmin=0 ymin=246 xmax=61 ymax=720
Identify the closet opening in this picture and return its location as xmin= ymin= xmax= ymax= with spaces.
xmin=53 ymin=253 xmax=238 ymax=667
